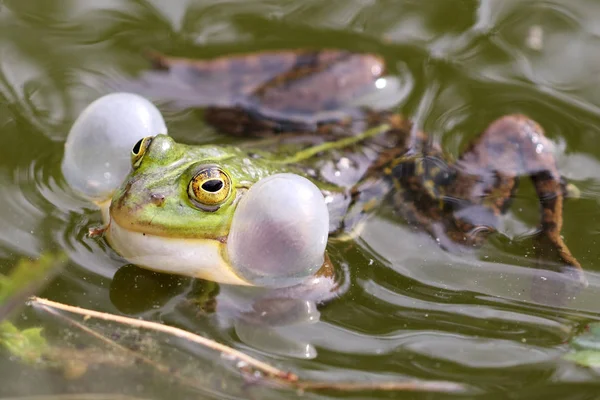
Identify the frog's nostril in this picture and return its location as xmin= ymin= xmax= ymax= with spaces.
xmin=150 ymin=193 xmax=165 ymax=206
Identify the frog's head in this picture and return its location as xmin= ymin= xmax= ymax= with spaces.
xmin=104 ymin=134 xmax=329 ymax=287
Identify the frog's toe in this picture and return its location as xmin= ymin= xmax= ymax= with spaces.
xmin=565 ymin=182 xmax=581 ymax=200
xmin=559 ymin=265 xmax=588 ymax=289
xmin=428 ymin=222 xmax=477 ymax=254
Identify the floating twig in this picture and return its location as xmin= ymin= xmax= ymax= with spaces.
xmin=0 ymin=394 xmax=150 ymax=400
xmin=30 ymin=296 xmax=291 ymax=380
xmin=40 ymin=305 xmax=171 ymax=376
xmin=29 ymin=296 xmax=471 ymax=394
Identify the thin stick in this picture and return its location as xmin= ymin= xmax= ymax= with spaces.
xmin=29 ymin=296 xmax=293 ymax=380
xmin=40 ymin=305 xmax=171 ymax=374
xmin=29 ymin=297 xmax=470 ymax=394
xmin=41 ymin=306 xmax=244 ymax=392
xmin=0 ymin=395 xmax=149 ymax=400
xmin=297 ymin=380 xmax=468 ymax=392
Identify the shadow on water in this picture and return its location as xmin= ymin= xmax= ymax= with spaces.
xmin=2 ymin=0 xmax=600 ymax=398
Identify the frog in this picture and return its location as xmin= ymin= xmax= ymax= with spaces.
xmin=63 ymin=49 xmax=585 ymax=332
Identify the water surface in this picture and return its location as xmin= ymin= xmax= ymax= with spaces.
xmin=1 ymin=0 xmax=600 ymax=398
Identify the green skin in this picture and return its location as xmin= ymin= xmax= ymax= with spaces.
xmin=105 ymin=132 xmax=350 ymax=291
xmin=106 ymin=115 xmax=586 ymax=294
xmin=109 ymin=122 xmax=387 ymax=243
xmin=110 ymin=134 xmax=296 ymax=240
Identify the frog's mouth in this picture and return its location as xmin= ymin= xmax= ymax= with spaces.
xmin=98 ymin=173 xmax=330 ymax=287
xmin=98 ymin=199 xmax=252 ymax=285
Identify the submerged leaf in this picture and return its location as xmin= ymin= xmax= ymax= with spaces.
xmin=564 ymin=323 xmax=600 ymax=368
xmin=564 ymin=350 xmax=600 ymax=368
xmin=0 ymin=321 xmax=49 ymax=365
xmin=0 ymin=252 xmax=67 ymax=320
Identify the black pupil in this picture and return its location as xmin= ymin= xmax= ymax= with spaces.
xmin=202 ymin=179 xmax=223 ymax=192
xmin=132 ymin=138 xmax=144 ymax=155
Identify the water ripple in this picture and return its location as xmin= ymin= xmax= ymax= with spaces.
xmin=2 ymin=0 xmax=600 ymax=397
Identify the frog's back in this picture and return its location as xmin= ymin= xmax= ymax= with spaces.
xmin=123 ymin=49 xmax=387 ymax=132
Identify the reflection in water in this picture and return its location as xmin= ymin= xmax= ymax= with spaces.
xmin=1 ymin=0 xmax=600 ymax=398
xmin=110 ymin=265 xmax=191 ymax=315
xmin=109 ymin=264 xmax=341 ymax=359
xmin=119 ymin=50 xmax=411 ymax=128
xmin=361 ymin=217 xmax=600 ymax=310
xmin=0 ymin=174 xmax=43 ymax=257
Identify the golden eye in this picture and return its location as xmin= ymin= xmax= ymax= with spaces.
xmin=131 ymin=137 xmax=153 ymax=168
xmin=188 ymin=166 xmax=232 ymax=210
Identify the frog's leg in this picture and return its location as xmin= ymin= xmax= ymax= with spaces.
xmin=382 ymin=143 xmax=475 ymax=253
xmin=447 ymin=115 xmax=583 ymax=282
xmin=379 ymin=114 xmax=582 ymax=285
xmin=129 ymin=50 xmax=385 ymax=137
xmin=332 ymin=114 xmax=423 ymax=238
xmin=184 ymin=279 xmax=220 ymax=315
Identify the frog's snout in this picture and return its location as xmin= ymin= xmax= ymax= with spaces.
xmin=227 ymin=173 xmax=330 ymax=288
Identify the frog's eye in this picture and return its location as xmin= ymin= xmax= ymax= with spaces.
xmin=131 ymin=137 xmax=153 ymax=168
xmin=188 ymin=166 xmax=232 ymax=211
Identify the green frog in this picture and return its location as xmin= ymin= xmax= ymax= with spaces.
xmin=63 ymin=49 xmax=585 ymax=313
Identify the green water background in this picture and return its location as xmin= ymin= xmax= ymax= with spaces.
xmin=1 ymin=0 xmax=600 ymax=398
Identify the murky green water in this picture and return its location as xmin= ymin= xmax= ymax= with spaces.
xmin=2 ymin=0 xmax=600 ymax=398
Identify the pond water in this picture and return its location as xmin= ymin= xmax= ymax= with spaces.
xmin=1 ymin=0 xmax=600 ymax=398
